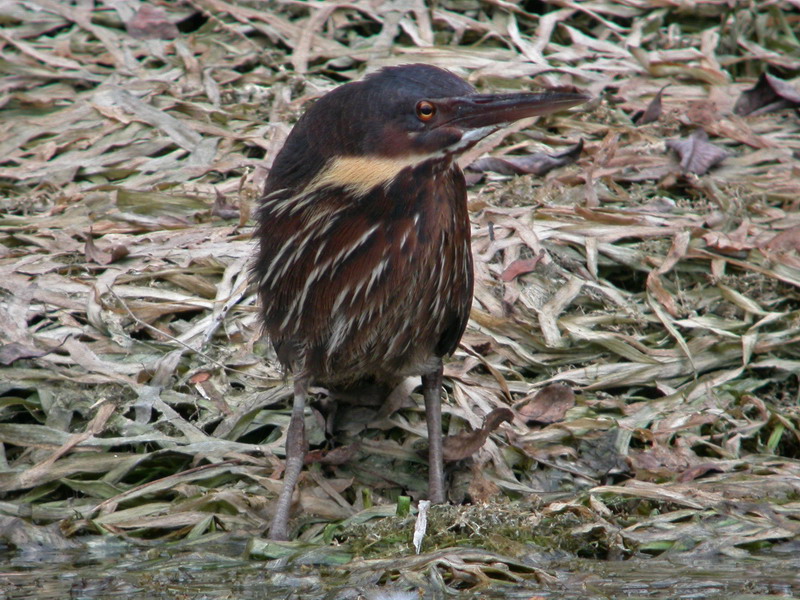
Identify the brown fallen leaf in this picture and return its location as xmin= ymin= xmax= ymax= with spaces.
xmin=516 ymin=383 xmax=575 ymax=424
xmin=666 ymin=128 xmax=729 ymax=175
xmin=192 ymin=374 xmax=233 ymax=416
xmin=84 ymin=234 xmax=130 ymax=265
xmin=126 ymin=5 xmax=180 ymax=40
xmin=682 ymin=100 xmax=721 ymax=127
xmin=0 ymin=342 xmax=53 ymax=365
xmin=633 ymin=84 xmax=669 ymax=125
xmin=646 ymin=271 xmax=679 ymax=317
xmin=305 ymin=443 xmax=360 ymax=466
xmin=677 ymin=462 xmax=725 ymax=483
xmin=762 ymin=226 xmax=800 ymax=253
xmin=467 ymin=140 xmax=583 ymax=177
xmin=733 ymin=73 xmax=800 ymax=116
xmin=212 ymin=190 xmax=240 ymax=220
xmin=189 ymin=372 xmax=211 ymax=384
xmin=442 ymin=408 xmax=513 ymax=462
xmin=499 ymin=251 xmax=545 ymax=282
xmin=628 ymin=444 xmax=695 ymax=480
xmin=466 ymin=462 xmax=502 ymax=503
xmin=703 ymin=220 xmax=754 ymax=255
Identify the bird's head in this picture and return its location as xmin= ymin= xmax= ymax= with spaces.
xmin=266 ymin=64 xmax=588 ymax=196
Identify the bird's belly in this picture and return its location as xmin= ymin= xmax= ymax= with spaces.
xmin=262 ymin=225 xmax=471 ymax=385
xmin=307 ymin=257 xmax=469 ymax=384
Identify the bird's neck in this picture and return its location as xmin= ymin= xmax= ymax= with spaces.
xmin=302 ymin=153 xmax=456 ymax=199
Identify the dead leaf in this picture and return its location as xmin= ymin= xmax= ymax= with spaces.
xmin=633 ymin=85 xmax=668 ymax=125
xmin=212 ymin=190 xmax=240 ymax=220
xmin=677 ymin=462 xmax=725 ymax=483
xmin=667 ymin=128 xmax=729 ymax=175
xmin=305 ymin=443 xmax=360 ymax=466
xmin=192 ymin=374 xmax=233 ymax=416
xmin=646 ymin=271 xmax=679 ymax=317
xmin=442 ymin=408 xmax=513 ymax=462
xmin=0 ymin=342 xmax=53 ymax=365
xmin=516 ymin=384 xmax=575 ymax=424
xmin=126 ymin=5 xmax=180 ymax=40
xmin=579 ymin=429 xmax=629 ymax=478
xmin=762 ymin=226 xmax=800 ymax=253
xmin=682 ymin=100 xmax=720 ymax=127
xmin=466 ymin=462 xmax=502 ymax=503
xmin=703 ymin=220 xmax=754 ymax=255
xmin=499 ymin=251 xmax=545 ymax=282
xmin=189 ymin=371 xmax=211 ymax=384
xmin=628 ymin=444 xmax=695 ymax=480
xmin=84 ymin=235 xmax=130 ymax=265
xmin=467 ymin=140 xmax=583 ymax=177
xmin=733 ymin=73 xmax=800 ymax=116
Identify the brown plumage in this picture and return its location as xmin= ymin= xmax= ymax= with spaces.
xmin=253 ymin=64 xmax=586 ymax=540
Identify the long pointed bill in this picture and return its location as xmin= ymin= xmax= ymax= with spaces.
xmin=440 ymin=92 xmax=589 ymax=130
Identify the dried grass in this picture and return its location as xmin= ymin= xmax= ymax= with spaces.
xmin=2 ymin=0 xmax=800 ymax=584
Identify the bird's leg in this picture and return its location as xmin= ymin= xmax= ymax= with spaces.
xmin=422 ymin=361 xmax=445 ymax=504
xmin=268 ymin=375 xmax=309 ymax=540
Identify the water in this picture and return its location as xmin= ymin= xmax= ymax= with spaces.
xmin=1 ymin=537 xmax=798 ymax=599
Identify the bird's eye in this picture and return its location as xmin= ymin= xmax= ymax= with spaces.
xmin=416 ymin=101 xmax=436 ymax=121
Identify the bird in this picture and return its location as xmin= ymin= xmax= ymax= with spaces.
xmin=252 ymin=63 xmax=587 ymax=540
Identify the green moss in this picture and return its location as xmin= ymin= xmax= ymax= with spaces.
xmin=336 ymin=499 xmax=630 ymax=560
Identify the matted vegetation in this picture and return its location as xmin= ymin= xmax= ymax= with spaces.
xmin=1 ymin=0 xmax=800 ymax=594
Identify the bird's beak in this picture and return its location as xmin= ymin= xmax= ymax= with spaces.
xmin=438 ymin=92 xmax=589 ymax=130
